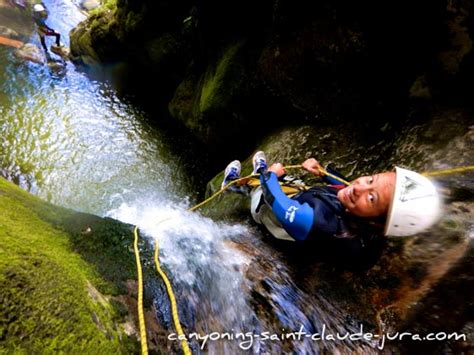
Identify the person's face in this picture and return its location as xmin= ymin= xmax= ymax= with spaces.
xmin=337 ymin=172 xmax=396 ymax=217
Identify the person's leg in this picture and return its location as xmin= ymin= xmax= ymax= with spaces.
xmin=44 ymin=28 xmax=61 ymax=47
xmin=250 ymin=187 xmax=265 ymax=224
xmin=39 ymin=35 xmax=47 ymax=52
xmin=250 ymin=186 xmax=296 ymax=241
xmin=54 ymin=32 xmax=61 ymax=46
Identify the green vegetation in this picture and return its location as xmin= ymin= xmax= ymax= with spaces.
xmin=90 ymin=0 xmax=117 ymax=17
xmin=200 ymin=41 xmax=245 ymax=113
xmin=168 ymin=41 xmax=248 ymax=143
xmin=0 ymin=178 xmax=139 ymax=352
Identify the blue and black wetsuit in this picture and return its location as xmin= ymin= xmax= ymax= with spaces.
xmin=256 ymin=167 xmax=385 ymax=268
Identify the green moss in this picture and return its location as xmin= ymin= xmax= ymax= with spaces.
xmin=146 ymin=33 xmax=179 ymax=64
xmin=0 ymin=178 xmax=139 ymax=352
xmin=168 ymin=74 xmax=200 ymax=130
xmin=104 ymin=0 xmax=117 ymax=11
xmin=70 ymin=23 xmax=100 ymax=64
xmin=89 ymin=0 xmax=117 ymax=17
xmin=169 ymin=41 xmax=249 ymax=143
xmin=199 ymin=41 xmax=245 ymax=113
xmin=124 ymin=11 xmax=143 ymax=33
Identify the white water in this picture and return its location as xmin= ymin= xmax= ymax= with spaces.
xmin=108 ymin=198 xmax=263 ymax=348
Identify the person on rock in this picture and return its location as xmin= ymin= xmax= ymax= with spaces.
xmin=221 ymin=151 xmax=441 ymax=268
xmin=32 ymin=3 xmax=62 ymax=54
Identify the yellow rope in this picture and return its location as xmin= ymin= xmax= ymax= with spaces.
xmin=189 ymin=174 xmax=259 ymax=212
xmin=153 ymin=239 xmax=192 ymax=355
xmin=133 ymin=226 xmax=148 ymax=355
xmin=422 ymin=165 xmax=474 ymax=177
xmin=285 ymin=165 xmax=351 ymax=186
xmin=190 ymin=165 xmax=350 ymax=213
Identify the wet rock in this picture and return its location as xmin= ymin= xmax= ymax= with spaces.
xmin=0 ymin=25 xmax=20 ymax=39
xmin=169 ymin=41 xmax=257 ymax=146
xmin=46 ymin=58 xmax=67 ymax=76
xmin=70 ymin=0 xmax=192 ymax=64
xmin=13 ymin=43 xmax=44 ymax=64
xmin=69 ymin=10 xmax=113 ymax=65
xmin=259 ymin=22 xmax=368 ymax=115
xmin=81 ymin=0 xmax=101 ymax=11
xmin=396 ymin=243 xmax=474 ymax=353
xmin=425 ymin=0 xmax=474 ymax=102
xmin=51 ymin=44 xmax=70 ymax=59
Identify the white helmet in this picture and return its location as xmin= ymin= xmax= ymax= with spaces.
xmin=33 ymin=3 xmax=45 ymax=12
xmin=385 ymin=167 xmax=441 ymax=237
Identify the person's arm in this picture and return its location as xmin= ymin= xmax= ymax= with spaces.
xmin=302 ymin=158 xmax=347 ymax=185
xmin=259 ymin=170 xmax=314 ymax=241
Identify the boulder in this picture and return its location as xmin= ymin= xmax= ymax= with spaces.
xmin=0 ymin=25 xmax=20 ymax=39
xmin=69 ymin=10 xmax=115 ymax=65
xmin=14 ymin=43 xmax=44 ymax=64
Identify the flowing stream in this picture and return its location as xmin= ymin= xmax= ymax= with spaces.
xmin=1 ymin=1 xmax=473 ymax=353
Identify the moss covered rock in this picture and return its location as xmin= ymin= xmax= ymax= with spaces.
xmin=169 ymin=41 xmax=255 ymax=145
xmin=0 ymin=177 xmax=145 ymax=352
xmin=70 ymin=8 xmax=118 ymax=65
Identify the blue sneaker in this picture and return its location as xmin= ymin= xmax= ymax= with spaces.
xmin=221 ymin=160 xmax=241 ymax=188
xmin=252 ymin=151 xmax=267 ymax=174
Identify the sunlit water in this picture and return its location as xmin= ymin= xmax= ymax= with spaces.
xmin=1 ymin=1 xmax=195 ymax=212
xmin=1 ymin=1 xmax=473 ymax=353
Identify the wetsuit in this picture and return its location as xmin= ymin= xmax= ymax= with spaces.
xmin=252 ymin=167 xmax=385 ymax=268
xmin=33 ymin=11 xmax=60 ymax=51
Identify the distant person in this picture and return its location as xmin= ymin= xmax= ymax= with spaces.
xmin=32 ymin=3 xmax=61 ymax=53
xmin=221 ymin=151 xmax=441 ymax=267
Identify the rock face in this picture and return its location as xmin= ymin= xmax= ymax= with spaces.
xmin=168 ymin=40 xmax=259 ymax=146
xmin=69 ymin=0 xmax=474 ymax=155
xmin=0 ymin=177 xmax=157 ymax=353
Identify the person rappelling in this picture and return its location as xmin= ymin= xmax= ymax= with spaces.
xmin=32 ymin=3 xmax=63 ymax=55
xmin=220 ymin=151 xmax=441 ymax=267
